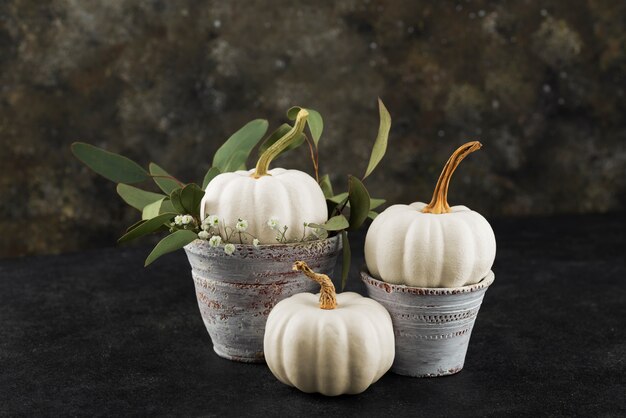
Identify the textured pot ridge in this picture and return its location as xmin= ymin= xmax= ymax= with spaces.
xmin=361 ymin=270 xmax=495 ymax=377
xmin=184 ymin=236 xmax=341 ymax=363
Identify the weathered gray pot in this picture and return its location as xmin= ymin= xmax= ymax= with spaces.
xmin=184 ymin=237 xmax=341 ymax=363
xmin=361 ymin=270 xmax=495 ymax=377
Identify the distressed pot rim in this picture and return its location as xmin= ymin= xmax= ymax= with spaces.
xmin=360 ymin=270 xmax=495 ymax=295
xmin=186 ymin=234 xmax=340 ymax=250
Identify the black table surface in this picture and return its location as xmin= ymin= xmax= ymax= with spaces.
xmin=1 ymin=214 xmax=625 ymax=417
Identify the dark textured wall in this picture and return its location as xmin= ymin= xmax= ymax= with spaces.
xmin=1 ymin=0 xmax=625 ymax=257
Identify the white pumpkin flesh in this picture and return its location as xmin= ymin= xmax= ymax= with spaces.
xmin=264 ymin=262 xmax=395 ymax=396
xmin=200 ymin=109 xmax=328 ymax=244
xmin=201 ymin=168 xmax=326 ymax=243
xmin=365 ymin=141 xmax=496 ymax=288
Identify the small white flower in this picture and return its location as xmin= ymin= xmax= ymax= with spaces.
xmin=267 ymin=217 xmax=279 ymax=230
xmin=198 ymin=231 xmax=210 ymax=240
xmin=224 ymin=243 xmax=236 ymax=255
xmin=209 ymin=235 xmax=222 ymax=248
xmin=252 ymin=238 xmax=259 ymax=248
xmin=174 ymin=215 xmax=183 ymax=225
xmin=201 ymin=223 xmax=210 ymax=231
xmin=203 ymin=215 xmax=219 ymax=229
xmin=235 ymin=218 xmax=249 ymax=232
xmin=181 ymin=215 xmax=193 ymax=225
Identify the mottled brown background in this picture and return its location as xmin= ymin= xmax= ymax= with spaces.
xmin=1 ymin=0 xmax=625 ymax=258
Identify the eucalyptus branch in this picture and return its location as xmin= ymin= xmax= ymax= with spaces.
xmin=149 ymin=174 xmax=185 ymax=188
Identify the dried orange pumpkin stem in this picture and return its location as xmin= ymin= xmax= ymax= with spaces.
xmin=252 ymin=109 xmax=309 ymax=178
xmin=293 ymin=261 xmax=337 ymax=310
xmin=422 ymin=141 xmax=482 ymax=214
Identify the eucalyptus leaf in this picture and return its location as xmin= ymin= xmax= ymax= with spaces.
xmin=308 ymin=215 xmax=349 ymax=231
xmin=258 ymin=123 xmax=306 ymax=157
xmin=119 ymin=212 xmax=176 ymax=243
xmin=169 ymin=188 xmax=185 ymax=214
xmin=180 ymin=183 xmax=204 ymax=219
xmin=368 ymin=211 xmax=379 ymax=220
xmin=202 ymin=167 xmax=221 ymax=190
xmin=341 ymin=230 xmax=351 ymax=291
xmin=126 ymin=219 xmax=147 ymax=232
xmin=348 ymin=176 xmax=370 ymax=230
xmin=116 ymin=184 xmax=164 ymax=211
xmin=319 ymin=174 xmax=334 ymax=198
xmin=71 ymin=142 xmax=149 ymax=184
xmin=142 ymin=197 xmax=166 ymax=220
xmin=328 ymin=192 xmax=348 ymax=204
xmin=159 ymin=199 xmax=176 ymax=215
xmin=149 ymin=163 xmax=180 ymax=194
xmin=287 ymin=107 xmax=323 ymax=147
xmin=363 ymin=98 xmax=392 ymax=179
xmin=212 ymin=119 xmax=269 ymax=172
xmin=222 ymin=150 xmax=249 ymax=173
xmin=144 ymin=229 xmax=198 ymax=266
xmin=369 ymin=198 xmax=386 ymax=211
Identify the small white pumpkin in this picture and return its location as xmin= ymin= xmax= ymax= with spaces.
xmin=365 ymin=141 xmax=496 ymax=288
xmin=200 ymin=110 xmax=327 ymax=243
xmin=264 ymin=261 xmax=395 ymax=396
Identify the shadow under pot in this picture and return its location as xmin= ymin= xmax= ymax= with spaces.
xmin=361 ymin=270 xmax=495 ymax=377
xmin=184 ymin=236 xmax=341 ymax=363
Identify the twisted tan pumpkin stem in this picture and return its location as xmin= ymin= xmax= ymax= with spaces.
xmin=293 ymin=261 xmax=337 ymax=310
xmin=423 ymin=141 xmax=482 ymax=214
xmin=252 ymin=109 xmax=309 ymax=178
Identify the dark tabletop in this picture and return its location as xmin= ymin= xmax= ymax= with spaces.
xmin=1 ymin=214 xmax=625 ymax=417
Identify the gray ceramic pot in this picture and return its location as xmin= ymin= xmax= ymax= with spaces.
xmin=361 ymin=270 xmax=495 ymax=377
xmin=184 ymin=236 xmax=341 ymax=363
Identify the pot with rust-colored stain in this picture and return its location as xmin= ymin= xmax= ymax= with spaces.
xmin=184 ymin=236 xmax=341 ymax=363
xmin=361 ymin=270 xmax=494 ymax=377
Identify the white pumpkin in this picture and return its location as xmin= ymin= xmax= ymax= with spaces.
xmin=365 ymin=141 xmax=496 ymax=288
xmin=264 ymin=261 xmax=395 ymax=396
xmin=200 ymin=109 xmax=328 ymax=243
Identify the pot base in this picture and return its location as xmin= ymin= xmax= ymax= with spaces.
xmin=361 ymin=270 xmax=494 ymax=378
xmin=212 ymin=345 xmax=264 ymax=363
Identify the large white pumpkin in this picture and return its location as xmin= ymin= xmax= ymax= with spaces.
xmin=264 ymin=262 xmax=395 ymax=396
xmin=200 ymin=109 xmax=328 ymax=244
xmin=201 ymin=168 xmax=326 ymax=243
xmin=365 ymin=141 xmax=496 ymax=288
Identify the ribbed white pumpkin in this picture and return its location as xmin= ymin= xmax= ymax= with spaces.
xmin=365 ymin=141 xmax=496 ymax=288
xmin=200 ymin=168 xmax=326 ymax=243
xmin=264 ymin=262 xmax=395 ymax=396
xmin=199 ymin=109 xmax=328 ymax=244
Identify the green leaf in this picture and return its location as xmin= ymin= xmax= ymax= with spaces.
xmin=369 ymin=198 xmax=386 ymax=211
xmin=142 ymin=197 xmax=176 ymax=219
xmin=126 ymin=219 xmax=147 ymax=232
xmin=348 ymin=176 xmax=370 ymax=230
xmin=179 ymin=183 xmax=204 ymax=219
xmin=363 ymin=98 xmax=392 ymax=179
xmin=222 ymin=150 xmax=249 ymax=173
xmin=308 ymin=215 xmax=349 ymax=231
xmin=212 ymin=119 xmax=269 ymax=172
xmin=329 ymin=192 xmax=383 ymax=212
xmin=116 ymin=184 xmax=165 ymax=211
xmin=341 ymin=231 xmax=351 ymax=291
xmin=328 ymin=192 xmax=348 ymax=204
xmin=169 ymin=188 xmax=185 ymax=214
xmin=119 ymin=212 xmax=176 ymax=243
xmin=258 ymin=123 xmax=307 ymax=157
xmin=368 ymin=211 xmax=379 ymax=220
xmin=159 ymin=199 xmax=176 ymax=215
xmin=202 ymin=167 xmax=221 ymax=190
xmin=142 ymin=197 xmax=165 ymax=220
xmin=287 ymin=107 xmax=323 ymax=147
xmin=71 ymin=142 xmax=148 ymax=184
xmin=144 ymin=230 xmax=198 ymax=266
xmin=149 ymin=163 xmax=180 ymax=194
xmin=319 ymin=174 xmax=334 ymax=198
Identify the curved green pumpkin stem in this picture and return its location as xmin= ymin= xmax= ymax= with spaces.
xmin=252 ymin=109 xmax=309 ymax=178
xmin=422 ymin=141 xmax=482 ymax=214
